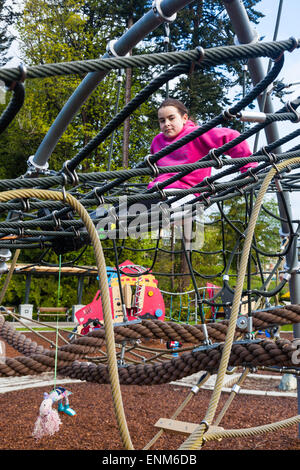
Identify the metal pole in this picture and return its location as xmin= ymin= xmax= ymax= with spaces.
xmin=223 ymin=0 xmax=300 ymax=436
xmin=24 ymin=273 xmax=32 ymax=304
xmin=31 ymin=0 xmax=195 ymax=170
xmin=77 ymin=275 xmax=84 ymax=304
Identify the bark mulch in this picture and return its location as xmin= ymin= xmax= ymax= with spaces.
xmin=1 ymin=330 xmax=300 ymax=454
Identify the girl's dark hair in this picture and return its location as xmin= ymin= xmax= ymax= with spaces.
xmin=158 ymin=98 xmax=189 ymax=117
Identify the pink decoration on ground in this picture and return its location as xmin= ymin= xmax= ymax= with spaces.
xmin=32 ymin=396 xmax=62 ymax=440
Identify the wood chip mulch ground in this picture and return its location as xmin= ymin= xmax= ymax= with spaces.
xmin=1 ymin=330 xmax=300 ymax=453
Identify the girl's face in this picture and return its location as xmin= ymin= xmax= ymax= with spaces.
xmin=158 ymin=105 xmax=188 ymax=138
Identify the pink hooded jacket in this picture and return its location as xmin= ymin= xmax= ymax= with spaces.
xmin=147 ymin=120 xmax=257 ymax=190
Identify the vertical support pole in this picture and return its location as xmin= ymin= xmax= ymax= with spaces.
xmin=24 ymin=272 xmax=32 ymax=304
xmin=77 ymin=275 xmax=84 ymax=304
xmin=223 ymin=0 xmax=300 ymax=436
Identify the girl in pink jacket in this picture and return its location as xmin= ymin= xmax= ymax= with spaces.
xmin=147 ymin=98 xmax=257 ymax=190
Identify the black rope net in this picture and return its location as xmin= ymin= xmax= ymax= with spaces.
xmin=0 ymin=33 xmax=300 ymax=449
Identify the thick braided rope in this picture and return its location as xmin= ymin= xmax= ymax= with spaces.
xmin=1 ymin=337 xmax=298 ymax=383
xmin=1 ymin=306 xmax=300 ymax=364
xmin=0 ymin=188 xmax=134 ymax=450
xmin=179 ymin=157 xmax=300 ymax=451
xmin=48 ymin=338 xmax=298 ymax=384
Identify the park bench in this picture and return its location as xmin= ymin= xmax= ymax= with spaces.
xmin=37 ymin=306 xmax=70 ymax=322
xmin=0 ymin=306 xmax=16 ymax=318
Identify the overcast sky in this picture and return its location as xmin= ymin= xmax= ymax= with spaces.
xmin=245 ymin=0 xmax=300 ymax=220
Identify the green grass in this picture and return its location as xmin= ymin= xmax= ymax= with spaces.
xmin=16 ymin=326 xmax=74 ymax=332
xmin=279 ymin=324 xmax=293 ymax=332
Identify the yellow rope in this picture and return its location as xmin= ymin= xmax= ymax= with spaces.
xmin=0 ymin=248 xmax=20 ymax=304
xmin=213 ymin=367 xmax=250 ymax=426
xmin=203 ymin=415 xmax=300 ymax=443
xmin=0 ymin=188 xmax=134 ymax=450
xmin=179 ymin=158 xmax=300 ymax=450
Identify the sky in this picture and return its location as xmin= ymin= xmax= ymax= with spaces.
xmin=4 ymin=0 xmax=300 ymax=217
xmin=246 ymin=0 xmax=300 ymax=150
xmin=237 ymin=0 xmax=300 ymax=219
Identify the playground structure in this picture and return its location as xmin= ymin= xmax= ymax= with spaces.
xmin=0 ymin=0 xmax=300 ymax=451
xmin=73 ymin=260 xmax=166 ymax=333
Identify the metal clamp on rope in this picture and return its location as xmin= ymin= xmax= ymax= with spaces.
xmin=232 ymin=383 xmax=240 ymax=394
xmin=288 ymin=36 xmax=299 ymax=53
xmin=261 ymin=149 xmax=281 ymax=178
xmin=8 ymin=63 xmax=27 ymax=91
xmin=52 ymin=211 xmax=61 ymax=230
xmin=200 ymin=193 xmax=211 ymax=207
xmin=17 ymin=224 xmax=24 ymax=238
xmin=94 ymin=187 xmax=105 ymax=205
xmin=200 ymin=420 xmax=210 ymax=433
xmin=222 ymin=108 xmax=236 ymax=121
xmin=158 ymin=200 xmax=170 ymax=219
xmin=61 ymin=185 xmax=67 ymax=204
xmin=144 ymin=154 xmax=159 ymax=177
xmin=195 ymin=46 xmax=205 ymax=64
xmin=62 ymin=160 xmax=79 ymax=186
xmin=72 ymin=226 xmax=82 ymax=239
xmin=247 ymin=168 xmax=259 ymax=183
xmin=20 ymin=198 xmax=30 ymax=213
xmin=208 ymin=149 xmax=223 ymax=169
xmin=154 ymin=182 xmax=167 ymax=201
xmin=191 ymin=385 xmax=200 ymax=395
xmin=286 ymin=101 xmax=300 ymax=123
xmin=203 ymin=177 xmax=216 ymax=194
xmin=152 ymin=0 xmax=177 ymax=22
xmin=189 ymin=46 xmax=205 ymax=75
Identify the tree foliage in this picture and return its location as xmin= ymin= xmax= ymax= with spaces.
xmin=0 ymin=0 xmax=285 ymax=313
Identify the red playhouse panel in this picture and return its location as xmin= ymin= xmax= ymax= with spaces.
xmin=75 ymin=261 xmax=165 ymax=329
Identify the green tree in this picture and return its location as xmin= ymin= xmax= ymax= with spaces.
xmin=0 ymin=0 xmax=20 ymax=66
xmin=147 ymin=0 xmax=263 ymax=125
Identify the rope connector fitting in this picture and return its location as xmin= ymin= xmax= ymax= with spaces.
xmin=62 ymin=160 xmax=79 ymax=186
xmin=200 ymin=420 xmax=210 ymax=432
xmin=222 ymin=109 xmax=236 ymax=121
xmin=191 ymin=385 xmax=200 ymax=395
xmin=154 ymin=183 xmax=167 ymax=201
xmin=26 ymin=155 xmax=49 ymax=176
xmin=286 ymin=101 xmax=300 ymax=123
xmin=94 ymin=187 xmax=105 ymax=205
xmin=8 ymin=63 xmax=27 ymax=91
xmin=232 ymin=384 xmax=240 ymax=394
xmin=208 ymin=149 xmax=223 ymax=169
xmin=144 ymin=154 xmax=159 ymax=177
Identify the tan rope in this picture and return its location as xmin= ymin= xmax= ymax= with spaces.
xmin=203 ymin=415 xmax=300 ymax=443
xmin=179 ymin=157 xmax=300 ymax=450
xmin=143 ymin=372 xmax=212 ymax=450
xmin=213 ymin=367 xmax=250 ymax=426
xmin=0 ymin=188 xmax=133 ymax=450
xmin=0 ymin=248 xmax=20 ymax=304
